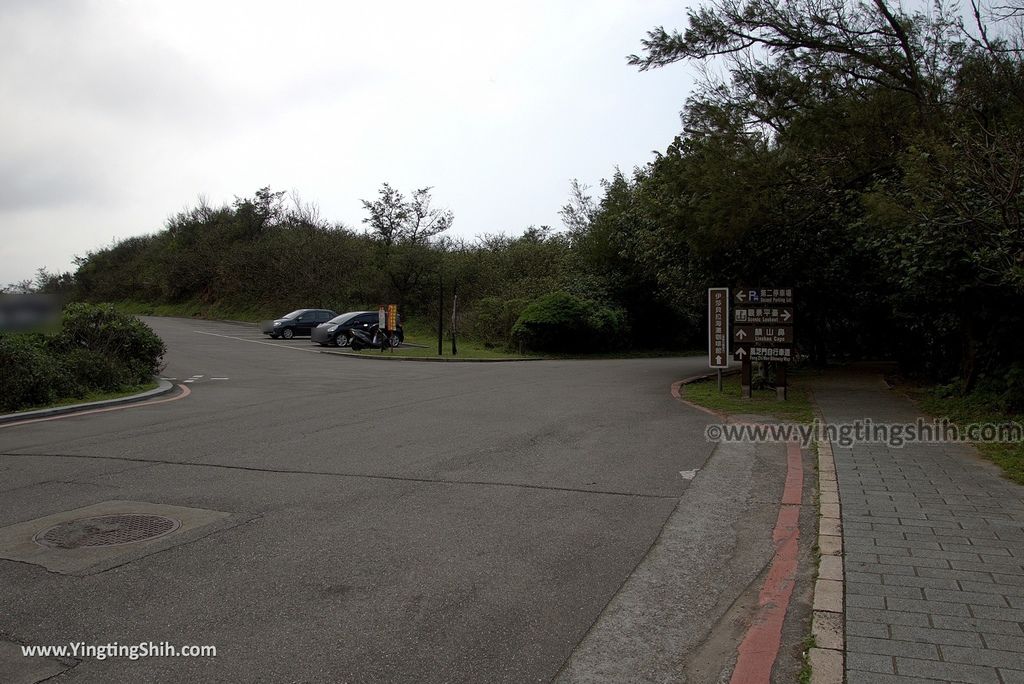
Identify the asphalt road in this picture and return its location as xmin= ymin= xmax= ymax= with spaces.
xmin=0 ymin=317 xmax=802 ymax=683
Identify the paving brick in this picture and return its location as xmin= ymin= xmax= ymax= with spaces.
xmin=994 ymin=572 xmax=1024 ymax=586
xmin=916 ymin=567 xmax=994 ymax=583
xmin=929 ymin=615 xmax=1024 ymax=635
xmin=982 ymin=634 xmax=1024 ymax=652
xmin=813 ymin=610 xmax=844 ymax=650
xmin=960 ymin=580 xmax=1024 ymax=596
xmin=894 ymin=656 xmax=1000 ymax=683
xmin=848 ymin=571 xmax=883 ymax=584
xmin=846 ymin=607 xmax=929 ymax=627
xmin=883 ymin=598 xmax=971 ymax=616
xmin=848 ymin=636 xmax=938 ymax=660
xmin=848 ymin=620 xmax=890 ymax=639
xmin=848 ymin=582 xmax=924 ymax=600
xmin=849 ymin=561 xmax=915 ymax=576
xmin=847 ymin=652 xmax=895 ymax=674
xmin=882 ymin=574 xmax=958 ymax=590
xmin=998 ymin=669 xmax=1024 ymax=684
xmin=940 ymin=645 xmax=1024 ymax=669
xmin=820 ymin=554 xmax=844 ymax=581
xmin=968 ymin=605 xmax=1024 ymax=622
xmin=809 ymin=647 xmax=844 ymax=684
xmin=889 ymin=625 xmax=983 ymax=647
xmin=847 ymin=593 xmax=886 ymax=609
xmin=922 ymin=588 xmax=1009 ymax=607
xmin=876 ymin=554 xmax=951 ymax=570
xmin=950 ymin=559 xmax=1024 ymax=575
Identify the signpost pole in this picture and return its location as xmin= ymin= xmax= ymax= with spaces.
xmin=741 ymin=359 xmax=752 ymax=399
xmin=776 ymin=363 xmax=787 ymax=401
xmin=437 ymin=273 xmax=444 ymax=356
xmin=717 ymin=368 xmax=722 ymax=393
xmin=451 ymin=282 xmax=458 ymax=356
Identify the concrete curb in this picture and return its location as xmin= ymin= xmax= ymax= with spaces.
xmin=808 ymin=406 xmax=845 ymax=684
xmin=319 ymin=350 xmax=543 ymax=363
xmin=0 ymin=379 xmax=175 ymax=425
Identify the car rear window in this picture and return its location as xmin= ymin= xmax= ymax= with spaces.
xmin=327 ymin=311 xmax=367 ymax=325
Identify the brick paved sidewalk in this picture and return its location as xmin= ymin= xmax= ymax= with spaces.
xmin=812 ymin=368 xmax=1024 ymax=684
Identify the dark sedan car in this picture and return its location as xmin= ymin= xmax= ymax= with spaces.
xmin=260 ymin=309 xmax=337 ymax=339
xmin=310 ymin=310 xmax=404 ymax=347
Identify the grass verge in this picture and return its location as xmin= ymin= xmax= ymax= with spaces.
xmin=9 ymin=380 xmax=160 ymax=414
xmin=682 ymin=371 xmax=815 ymax=423
xmin=912 ymin=389 xmax=1024 ymax=486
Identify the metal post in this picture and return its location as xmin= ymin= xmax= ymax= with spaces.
xmin=776 ymin=362 xmax=788 ymax=401
xmin=717 ymin=368 xmax=723 ymax=393
xmin=451 ymin=282 xmax=458 ymax=356
xmin=437 ymin=273 xmax=444 ymax=356
xmin=741 ymin=359 xmax=752 ymax=399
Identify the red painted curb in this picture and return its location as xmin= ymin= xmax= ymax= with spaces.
xmin=730 ymin=440 xmax=803 ymax=683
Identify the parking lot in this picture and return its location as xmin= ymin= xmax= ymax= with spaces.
xmin=0 ymin=316 xmax=809 ymax=682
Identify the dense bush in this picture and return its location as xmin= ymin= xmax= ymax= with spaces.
xmin=54 ymin=303 xmax=166 ymax=382
xmin=0 ymin=304 xmax=165 ymax=412
xmin=511 ymin=292 xmax=628 ymax=353
xmin=0 ymin=334 xmax=68 ymax=412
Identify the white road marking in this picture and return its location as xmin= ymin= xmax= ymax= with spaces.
xmin=211 ymin=377 xmax=229 ymax=380
xmin=192 ymin=330 xmax=324 ymax=353
xmin=679 ymin=469 xmax=699 ymax=480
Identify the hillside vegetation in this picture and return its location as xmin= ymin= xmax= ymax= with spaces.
xmin=25 ymin=0 xmax=1024 ymax=395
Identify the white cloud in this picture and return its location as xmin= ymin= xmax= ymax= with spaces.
xmin=0 ymin=0 xmax=696 ymax=285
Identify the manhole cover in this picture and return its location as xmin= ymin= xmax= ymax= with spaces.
xmin=33 ymin=514 xmax=181 ymax=549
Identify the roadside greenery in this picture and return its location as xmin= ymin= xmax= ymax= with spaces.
xmin=916 ymin=387 xmax=1024 ymax=486
xmin=682 ymin=373 xmax=815 ymax=423
xmin=24 ymin=0 xmax=1024 ymax=396
xmin=0 ymin=304 xmax=165 ymax=413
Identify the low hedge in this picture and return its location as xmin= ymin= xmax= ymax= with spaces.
xmin=0 ymin=304 xmax=165 ymax=412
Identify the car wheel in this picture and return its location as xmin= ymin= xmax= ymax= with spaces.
xmin=334 ymin=333 xmax=349 ymax=348
xmin=281 ymin=328 xmax=294 ymax=340
xmin=389 ymin=333 xmax=401 ymax=347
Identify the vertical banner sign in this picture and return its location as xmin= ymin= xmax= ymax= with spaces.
xmin=378 ymin=306 xmax=386 ymax=330
xmin=386 ymin=304 xmax=398 ymax=331
xmin=708 ymin=288 xmax=729 ymax=368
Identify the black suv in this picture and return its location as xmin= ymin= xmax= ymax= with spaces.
xmin=261 ymin=309 xmax=337 ymax=339
xmin=310 ymin=311 xmax=404 ymax=347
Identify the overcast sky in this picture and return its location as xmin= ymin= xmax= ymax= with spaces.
xmin=0 ymin=0 xmax=698 ymax=287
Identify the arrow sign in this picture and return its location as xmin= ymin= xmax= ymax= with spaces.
xmin=733 ymin=306 xmax=794 ymax=326
xmin=736 ymin=347 xmax=747 ymax=358
xmin=736 ymin=291 xmax=746 ymax=302
xmin=735 ymin=328 xmax=747 ymax=340
xmin=715 ymin=354 xmax=722 ymax=365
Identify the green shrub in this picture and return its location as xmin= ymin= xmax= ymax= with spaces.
xmin=511 ymin=291 xmax=628 ymax=353
xmin=0 ymin=334 xmax=68 ymax=412
xmin=54 ymin=303 xmax=166 ymax=382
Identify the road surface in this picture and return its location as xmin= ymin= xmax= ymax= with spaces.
xmin=0 ymin=317 xmax=811 ymax=682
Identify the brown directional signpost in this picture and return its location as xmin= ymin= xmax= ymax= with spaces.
xmin=708 ymin=288 xmax=729 ymax=392
xmin=732 ymin=288 xmax=795 ymax=400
